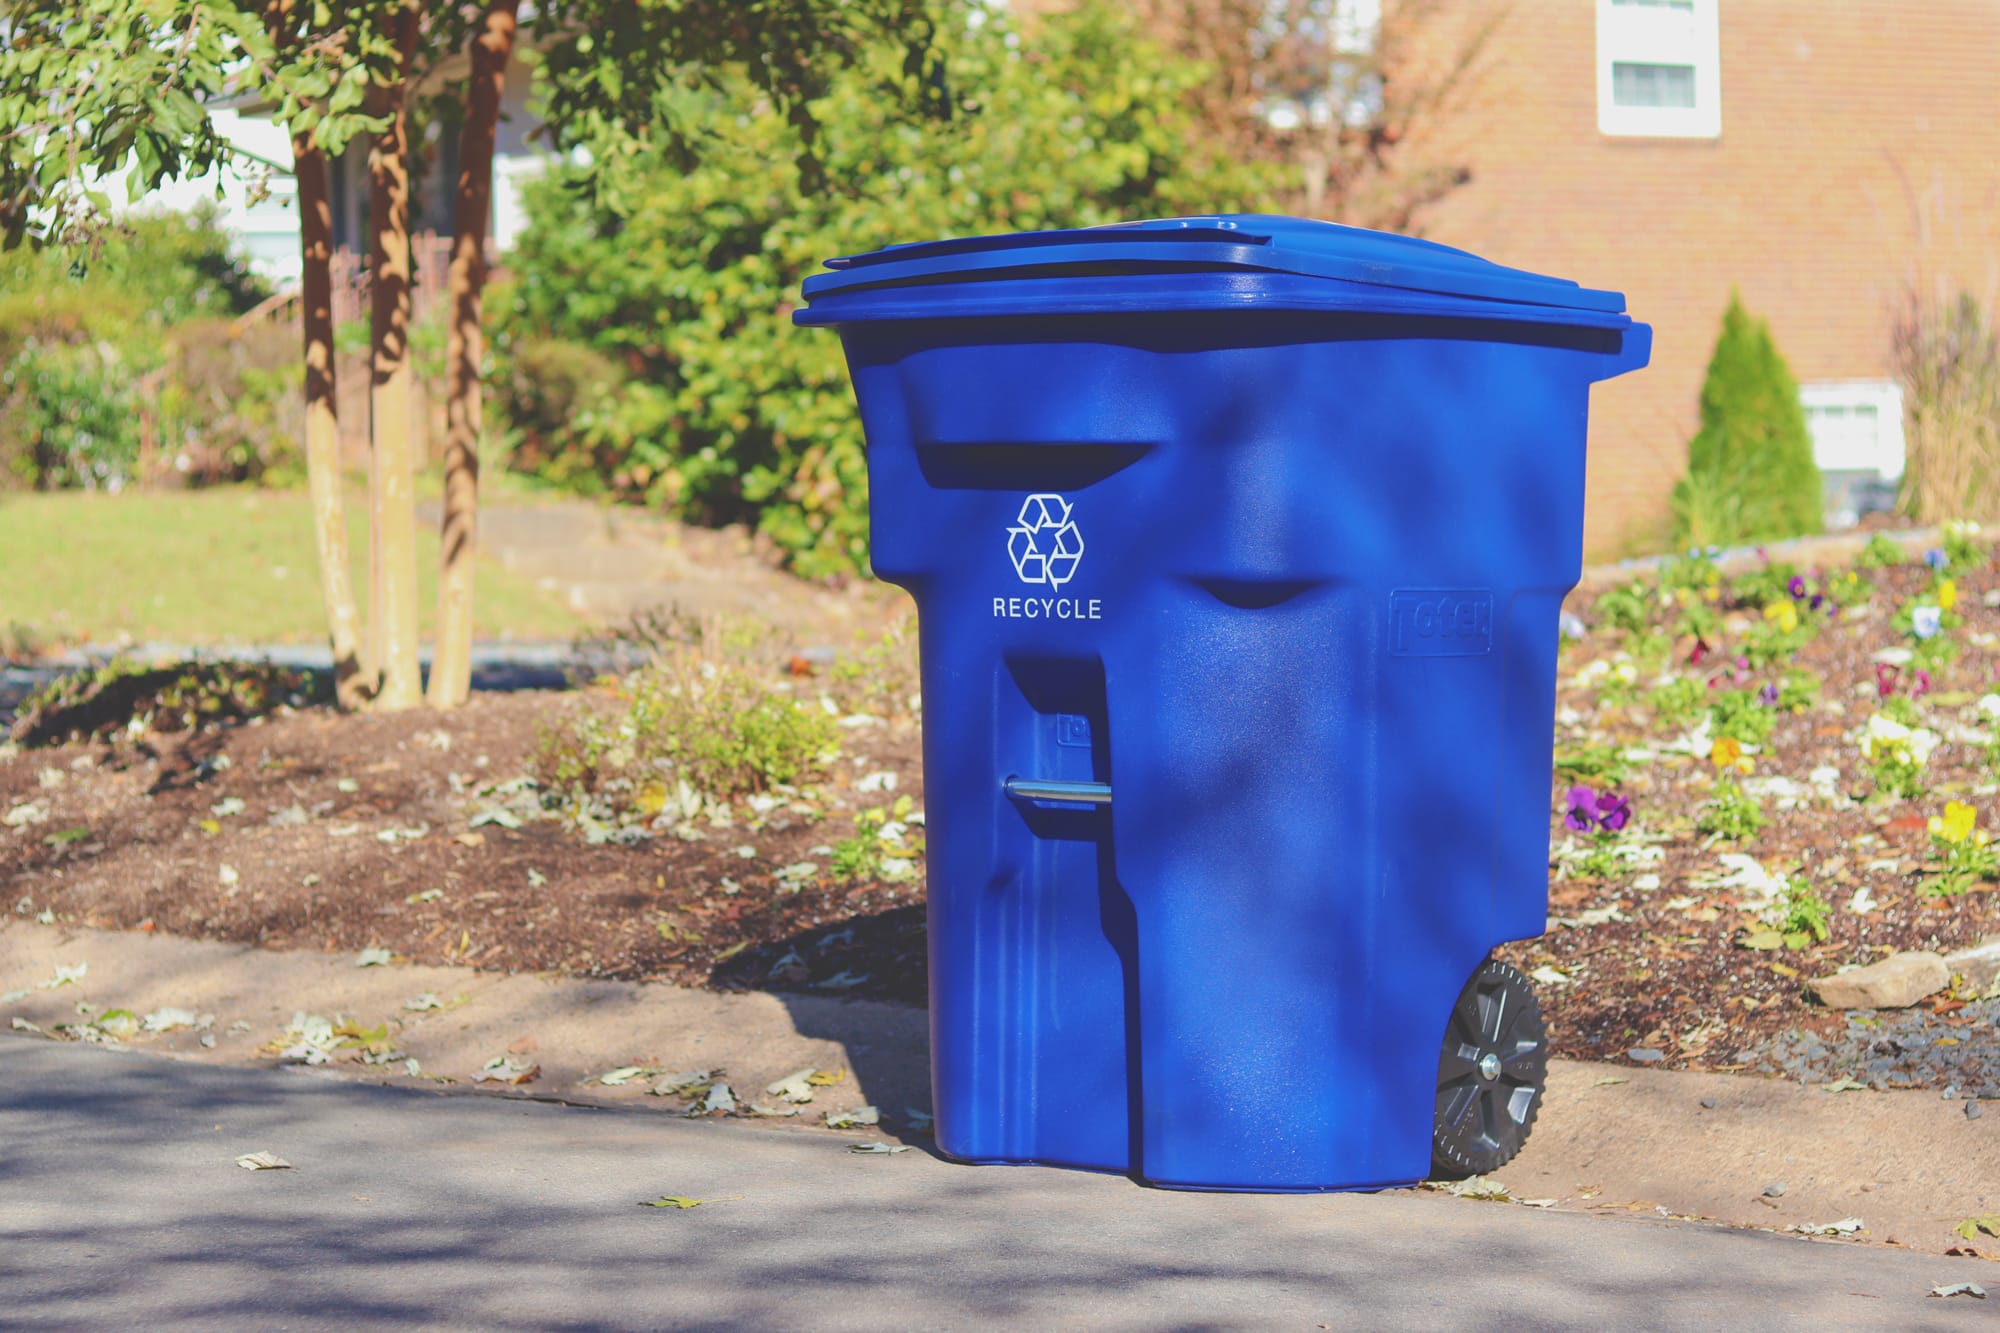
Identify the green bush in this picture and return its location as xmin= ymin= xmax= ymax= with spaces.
xmin=0 ymin=207 xmax=265 ymax=361
xmin=1672 ymin=292 xmax=1822 ymax=546
xmin=496 ymin=0 xmax=1280 ymax=575
xmin=0 ymin=208 xmax=277 ymax=490
xmin=536 ymin=649 xmax=841 ymax=824
xmin=0 ymin=340 xmax=142 ymax=489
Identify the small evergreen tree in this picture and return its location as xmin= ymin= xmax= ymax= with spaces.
xmin=1672 ymin=292 xmax=1823 ymax=546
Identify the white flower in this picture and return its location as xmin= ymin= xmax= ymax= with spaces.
xmin=1912 ymin=605 xmax=1943 ymax=639
xmin=1976 ymin=694 xmax=2000 ymax=722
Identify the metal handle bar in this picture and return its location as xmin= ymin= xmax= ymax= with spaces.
xmin=1003 ymin=778 xmax=1112 ymax=806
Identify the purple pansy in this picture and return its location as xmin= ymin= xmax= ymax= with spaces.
xmin=1566 ymin=785 xmax=1632 ymax=834
xmin=1596 ymin=791 xmax=1632 ymax=832
xmin=1758 ymin=683 xmax=1779 ymax=705
xmin=1788 ymin=576 xmax=1807 ymax=599
xmin=1924 ymin=548 xmax=1949 ymax=570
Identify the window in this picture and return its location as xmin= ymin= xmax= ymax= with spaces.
xmin=1596 ymin=0 xmax=1721 ymax=138
xmin=1802 ymin=380 xmax=1905 ymax=527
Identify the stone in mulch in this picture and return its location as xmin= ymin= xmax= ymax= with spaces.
xmin=1809 ymin=951 xmax=1951 ymax=1009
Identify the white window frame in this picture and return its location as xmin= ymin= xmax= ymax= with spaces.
xmin=1800 ymin=380 xmax=1906 ymax=479
xmin=1596 ymin=0 xmax=1722 ymax=139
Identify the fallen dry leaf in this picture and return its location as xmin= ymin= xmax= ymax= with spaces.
xmin=235 ymin=1152 xmax=291 ymax=1171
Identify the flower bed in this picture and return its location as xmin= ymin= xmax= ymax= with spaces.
xmin=1505 ymin=525 xmax=2000 ymax=1085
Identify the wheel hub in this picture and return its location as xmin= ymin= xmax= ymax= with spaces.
xmin=1432 ymin=959 xmax=1549 ymax=1179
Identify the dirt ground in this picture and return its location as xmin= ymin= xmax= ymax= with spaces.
xmin=0 ymin=688 xmax=930 ymax=1005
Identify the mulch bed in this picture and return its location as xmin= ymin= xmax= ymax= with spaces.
xmin=0 ymin=692 xmax=930 ymax=1004
xmin=5 ymin=543 xmax=1999 ymax=1088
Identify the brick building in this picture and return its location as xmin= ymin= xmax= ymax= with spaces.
xmin=1416 ymin=0 xmax=2000 ymax=555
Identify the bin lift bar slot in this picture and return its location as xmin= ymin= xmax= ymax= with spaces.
xmin=1004 ymin=778 xmax=1112 ymax=806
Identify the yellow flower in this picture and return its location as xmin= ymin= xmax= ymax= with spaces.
xmin=1933 ymin=800 xmax=1978 ymax=845
xmin=1763 ymin=601 xmax=1799 ymax=632
xmin=1937 ymin=579 xmax=1958 ymax=611
xmin=1710 ymin=736 xmax=1752 ymax=774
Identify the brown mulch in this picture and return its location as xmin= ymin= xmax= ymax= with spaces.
xmin=4 ymin=548 xmax=2000 ymax=1077
xmin=0 ymin=692 xmax=930 ymax=1005
xmin=1500 ymin=552 xmax=2000 ymax=1070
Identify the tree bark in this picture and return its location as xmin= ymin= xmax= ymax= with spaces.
xmin=267 ymin=0 xmax=369 ymax=709
xmin=427 ymin=0 xmax=518 ymax=709
xmin=367 ymin=0 xmax=425 ymax=711
xmin=295 ymin=133 xmax=372 ymax=709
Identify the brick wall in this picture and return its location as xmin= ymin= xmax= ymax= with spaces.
xmin=1415 ymin=0 xmax=2000 ymax=556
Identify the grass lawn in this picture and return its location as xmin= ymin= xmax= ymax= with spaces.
xmin=0 ymin=487 xmax=579 ymax=648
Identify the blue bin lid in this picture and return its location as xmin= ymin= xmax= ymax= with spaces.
xmin=798 ymin=214 xmax=1628 ymax=318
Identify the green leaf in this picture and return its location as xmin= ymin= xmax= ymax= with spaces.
xmin=1737 ymin=929 xmax=1785 ymax=951
xmin=1957 ymin=1215 xmax=2000 ymax=1242
xmin=640 ymin=1195 xmax=706 ymax=1209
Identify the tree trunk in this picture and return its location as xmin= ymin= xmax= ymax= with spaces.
xmin=427 ymin=0 xmax=518 ymax=710
xmin=367 ymin=0 xmax=425 ymax=711
xmin=267 ymin=0 xmax=369 ymax=709
xmin=295 ymin=133 xmax=372 ymax=709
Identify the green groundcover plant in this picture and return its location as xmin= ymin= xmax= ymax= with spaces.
xmin=493 ymin=0 xmax=1279 ymax=575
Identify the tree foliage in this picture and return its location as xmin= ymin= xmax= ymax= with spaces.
xmin=0 ymin=0 xmax=397 ymax=252
xmin=1672 ymin=292 xmax=1823 ymax=546
xmin=495 ymin=0 xmax=1281 ymax=575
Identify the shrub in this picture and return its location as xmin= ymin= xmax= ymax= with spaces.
xmin=488 ymin=335 xmax=626 ymax=490
xmin=0 ymin=207 xmax=265 ymax=362
xmin=155 ymin=318 xmax=302 ymax=485
xmin=495 ymin=0 xmax=1280 ymax=575
xmin=1671 ymin=292 xmax=1822 ymax=546
xmin=535 ymin=648 xmax=841 ymax=823
xmin=0 ymin=209 xmax=278 ymax=490
xmin=0 ymin=340 xmax=143 ymax=489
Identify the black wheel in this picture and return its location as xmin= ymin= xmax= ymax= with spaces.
xmin=1431 ymin=958 xmax=1547 ymax=1179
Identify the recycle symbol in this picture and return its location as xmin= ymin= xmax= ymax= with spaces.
xmin=1006 ymin=493 xmax=1084 ymax=589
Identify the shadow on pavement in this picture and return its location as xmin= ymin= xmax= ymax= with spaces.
xmin=0 ymin=1039 xmax=1967 ymax=1329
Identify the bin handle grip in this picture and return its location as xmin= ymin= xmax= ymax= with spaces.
xmin=1004 ymin=778 xmax=1112 ymax=807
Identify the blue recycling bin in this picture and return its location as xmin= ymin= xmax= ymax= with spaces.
xmin=795 ymin=216 xmax=1649 ymax=1191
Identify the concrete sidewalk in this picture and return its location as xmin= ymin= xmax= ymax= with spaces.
xmin=1 ymin=1039 xmax=1990 ymax=1330
xmin=4 ymin=919 xmax=1997 ymax=1257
